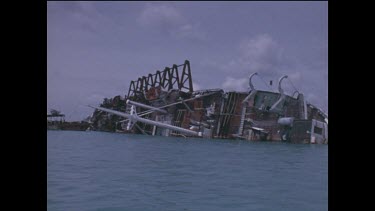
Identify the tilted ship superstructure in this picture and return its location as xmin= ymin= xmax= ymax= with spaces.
xmin=90 ymin=60 xmax=328 ymax=144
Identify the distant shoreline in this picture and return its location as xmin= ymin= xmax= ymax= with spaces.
xmin=47 ymin=121 xmax=90 ymax=131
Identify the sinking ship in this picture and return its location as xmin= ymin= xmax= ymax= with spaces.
xmin=89 ymin=60 xmax=328 ymax=144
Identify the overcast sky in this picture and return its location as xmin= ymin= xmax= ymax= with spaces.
xmin=47 ymin=1 xmax=328 ymax=121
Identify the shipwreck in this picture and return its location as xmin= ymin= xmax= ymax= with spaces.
xmin=89 ymin=60 xmax=328 ymax=144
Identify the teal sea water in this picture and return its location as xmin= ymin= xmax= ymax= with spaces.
xmin=47 ymin=130 xmax=328 ymax=211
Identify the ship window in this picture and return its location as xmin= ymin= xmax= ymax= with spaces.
xmin=314 ymin=126 xmax=323 ymax=135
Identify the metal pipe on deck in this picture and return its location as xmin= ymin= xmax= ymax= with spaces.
xmin=89 ymin=105 xmax=202 ymax=137
xmin=303 ymin=98 xmax=308 ymax=120
xmin=270 ymin=75 xmax=288 ymax=111
xmin=126 ymin=100 xmax=168 ymax=114
xmin=248 ymin=72 xmax=258 ymax=91
xmin=277 ymin=75 xmax=288 ymax=95
xmin=238 ymin=81 xmax=258 ymax=136
xmin=132 ymin=114 xmax=202 ymax=137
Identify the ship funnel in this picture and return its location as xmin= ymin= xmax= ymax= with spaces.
xmin=88 ymin=105 xmax=202 ymax=137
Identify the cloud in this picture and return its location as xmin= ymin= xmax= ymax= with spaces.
xmin=86 ymin=93 xmax=107 ymax=105
xmin=71 ymin=2 xmax=101 ymax=32
xmin=137 ymin=4 xmax=184 ymax=28
xmin=215 ymin=34 xmax=327 ymax=113
xmin=217 ymin=34 xmax=323 ymax=89
xmin=137 ymin=4 xmax=206 ymax=40
xmin=288 ymin=71 xmax=301 ymax=81
xmin=48 ymin=2 xmax=119 ymax=36
xmin=173 ymin=23 xmax=207 ymax=40
xmin=193 ymin=82 xmax=203 ymax=91
xmin=221 ymin=34 xmax=287 ymax=76
xmin=221 ymin=77 xmax=249 ymax=92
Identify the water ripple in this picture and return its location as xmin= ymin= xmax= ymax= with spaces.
xmin=48 ymin=131 xmax=327 ymax=211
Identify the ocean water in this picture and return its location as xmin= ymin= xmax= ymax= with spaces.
xmin=47 ymin=130 xmax=328 ymax=211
